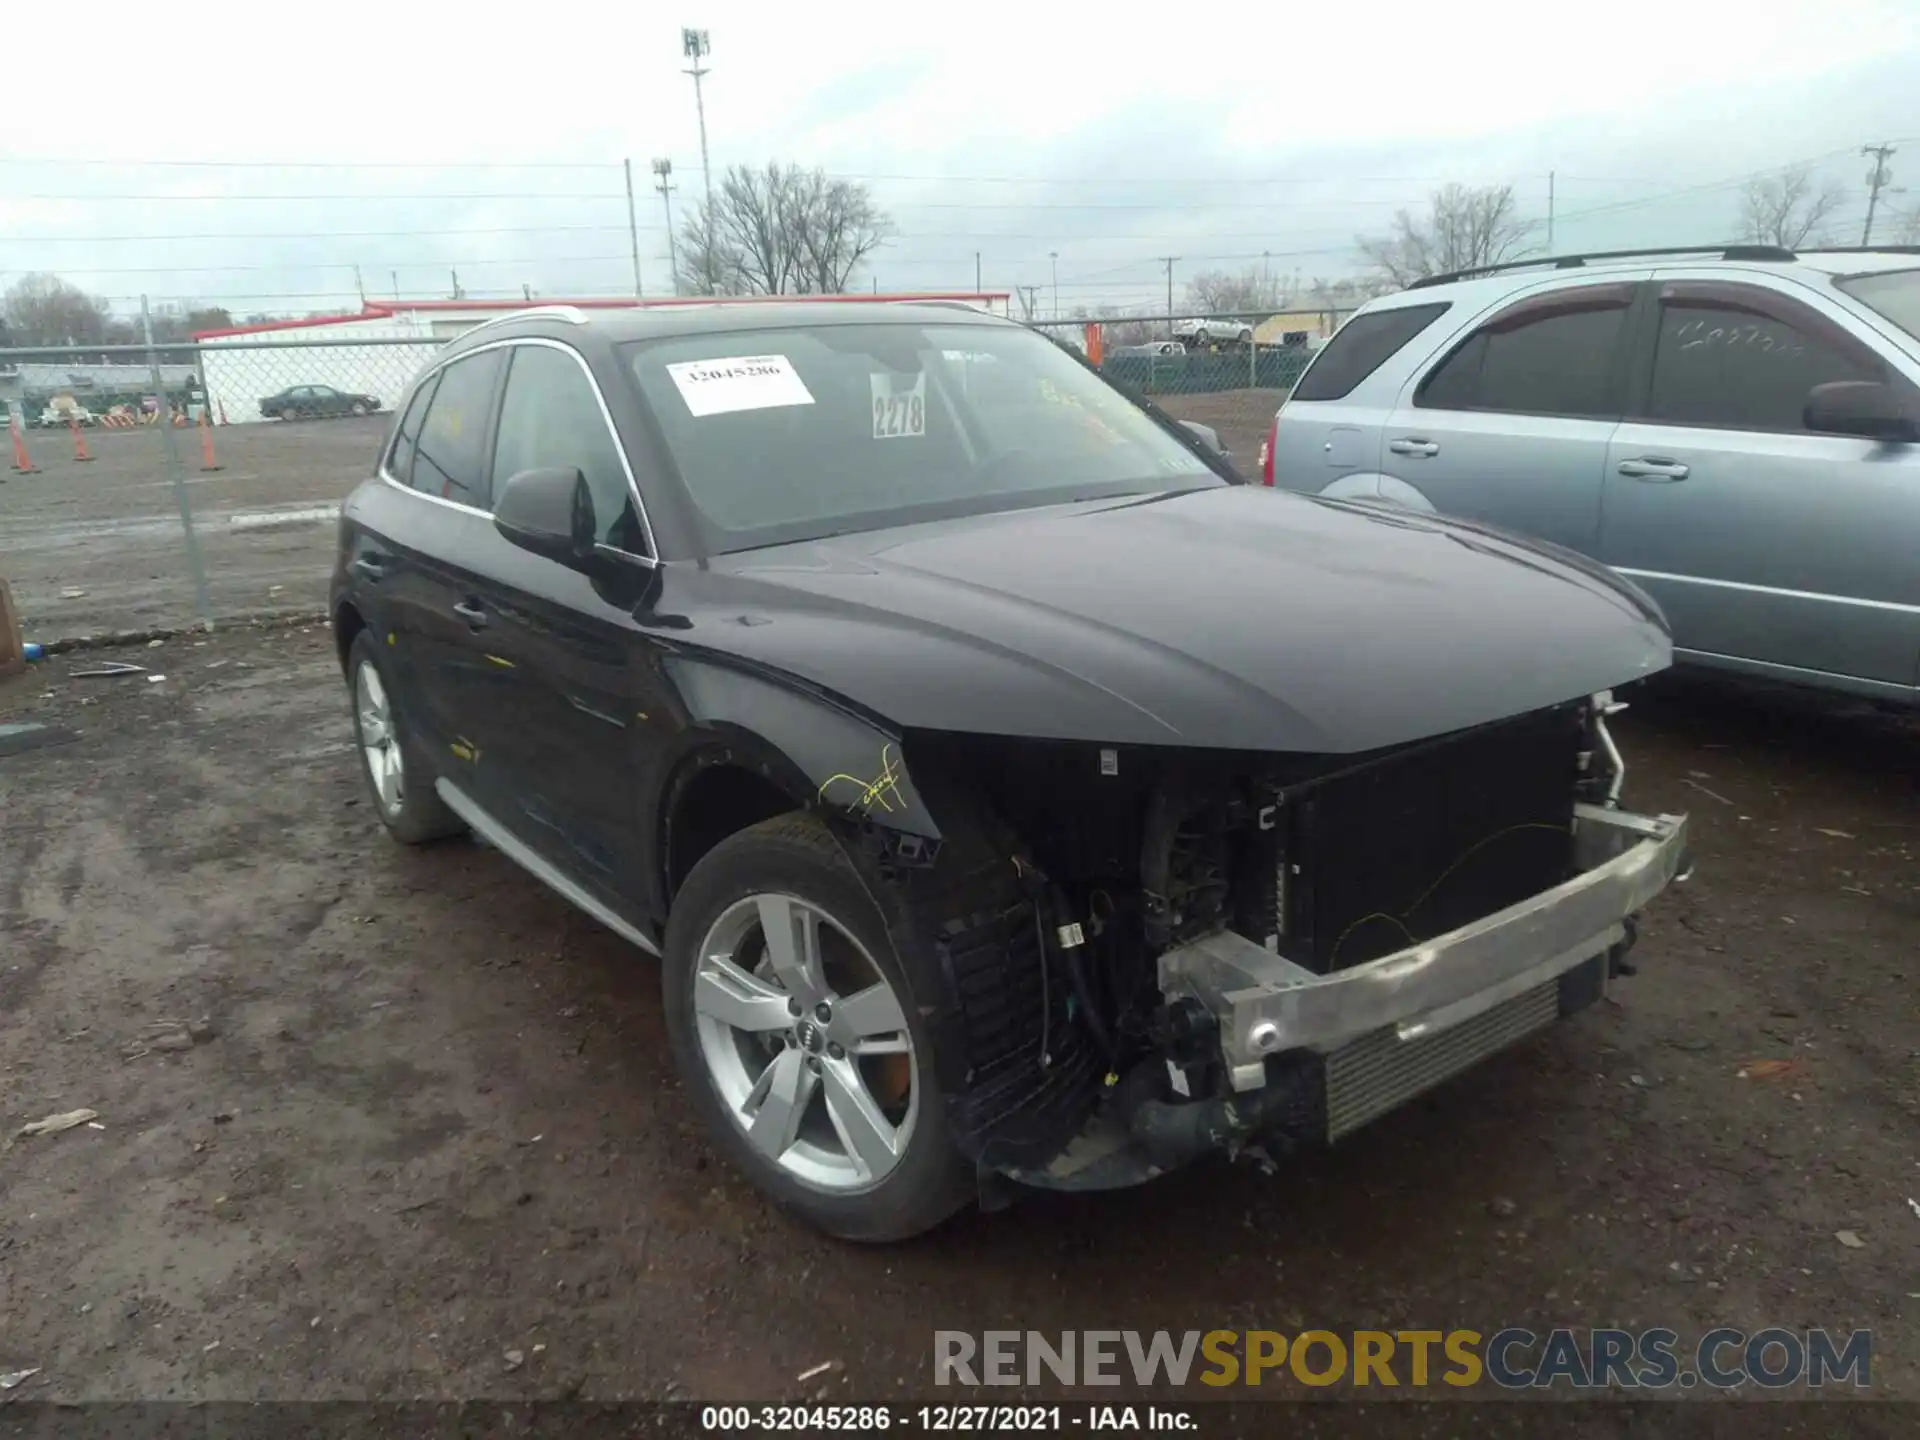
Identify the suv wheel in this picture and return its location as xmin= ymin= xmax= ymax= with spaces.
xmin=346 ymin=630 xmax=464 ymax=844
xmin=662 ymin=814 xmax=971 ymax=1241
xmin=349 ymin=401 xmax=369 ymax=417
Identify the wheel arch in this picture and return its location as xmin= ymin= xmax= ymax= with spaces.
xmin=333 ymin=599 xmax=367 ymax=674
xmin=650 ymin=659 xmax=946 ymax=917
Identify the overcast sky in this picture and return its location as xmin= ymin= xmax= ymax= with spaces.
xmin=4 ymin=0 xmax=1919 ymax=319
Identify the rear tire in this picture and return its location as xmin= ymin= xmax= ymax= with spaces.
xmin=349 ymin=401 xmax=369 ymax=417
xmin=663 ymin=813 xmax=972 ymax=1242
xmin=346 ymin=630 xmax=464 ymax=845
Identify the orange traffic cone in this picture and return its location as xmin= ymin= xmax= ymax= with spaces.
xmin=69 ymin=418 xmax=95 ymax=462
xmin=198 ymin=409 xmax=223 ymax=472
xmin=8 ymin=416 xmax=39 ymax=474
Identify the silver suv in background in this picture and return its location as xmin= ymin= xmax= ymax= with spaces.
xmin=1257 ymin=246 xmax=1920 ymax=704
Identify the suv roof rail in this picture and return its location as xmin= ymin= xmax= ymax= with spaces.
xmin=1407 ymin=244 xmax=1799 ymax=290
xmin=460 ymin=304 xmax=593 ymax=335
xmin=1793 ymin=244 xmax=1920 ymax=256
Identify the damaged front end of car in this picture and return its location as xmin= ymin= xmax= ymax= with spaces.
xmin=823 ymin=690 xmax=1689 ymax=1196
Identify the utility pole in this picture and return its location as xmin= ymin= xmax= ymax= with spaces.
xmin=450 ymin=268 xmax=462 ymax=300
xmin=682 ymin=28 xmax=716 ymax=291
xmin=390 ymin=269 xmax=398 ymax=300
xmin=1862 ymin=144 xmax=1898 ymax=246
xmin=1547 ymin=170 xmax=1556 ymax=251
xmin=353 ymin=264 xmax=366 ymax=307
xmin=975 ymin=252 xmax=982 ymax=293
xmin=623 ymin=158 xmax=645 ymax=297
xmin=1049 ymin=251 xmax=1059 ymax=317
xmin=653 ymin=159 xmax=679 ymax=293
xmin=1160 ymin=256 xmax=1178 ymax=337
xmin=523 ymin=283 xmax=533 ymax=302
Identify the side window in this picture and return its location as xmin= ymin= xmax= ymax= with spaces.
xmin=386 ymin=373 xmax=439 ymax=485
xmin=1644 ymin=283 xmax=1883 ymax=433
xmin=411 ymin=349 xmax=506 ymax=507
xmin=490 ymin=345 xmax=647 ymax=553
xmin=1418 ymin=284 xmax=1634 ymax=420
xmin=1290 ymin=302 xmax=1450 ymax=402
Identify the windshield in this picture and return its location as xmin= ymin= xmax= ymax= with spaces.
xmin=1836 ymin=267 xmax=1920 ymax=343
xmin=623 ymin=321 xmax=1224 ymax=552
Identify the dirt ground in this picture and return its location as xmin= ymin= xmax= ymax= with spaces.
xmin=1 ymin=621 xmax=1914 ymax=1429
xmin=1 ymin=417 xmax=386 ymax=641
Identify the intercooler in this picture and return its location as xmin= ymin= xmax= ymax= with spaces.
xmin=1322 ymin=978 xmax=1561 ymax=1140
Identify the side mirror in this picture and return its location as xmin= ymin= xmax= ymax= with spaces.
xmin=1179 ymin=419 xmax=1229 ymax=459
xmin=493 ymin=466 xmax=597 ymax=566
xmin=1804 ymin=380 xmax=1920 ymax=443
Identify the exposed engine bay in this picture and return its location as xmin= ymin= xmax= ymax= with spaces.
xmin=879 ymin=692 xmax=1679 ymax=1190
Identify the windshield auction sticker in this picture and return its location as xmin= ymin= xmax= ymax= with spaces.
xmin=666 ymin=355 xmax=815 ymax=417
xmin=870 ymin=371 xmax=926 ymax=439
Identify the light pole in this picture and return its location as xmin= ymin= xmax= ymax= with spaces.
xmin=682 ymin=27 xmax=716 ymax=292
xmin=1049 ymin=251 xmax=1058 ymax=317
xmin=653 ymin=158 xmax=679 ymax=293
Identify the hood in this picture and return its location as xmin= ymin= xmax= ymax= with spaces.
xmin=683 ymin=486 xmax=1670 ymax=754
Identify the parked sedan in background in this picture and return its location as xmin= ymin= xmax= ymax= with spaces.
xmin=260 ymin=384 xmax=381 ymax=420
xmin=1260 ymin=245 xmax=1920 ymax=706
xmin=328 ymin=301 xmax=1685 ymax=1241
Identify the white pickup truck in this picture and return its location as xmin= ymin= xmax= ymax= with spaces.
xmin=37 ymin=399 xmax=97 ymax=427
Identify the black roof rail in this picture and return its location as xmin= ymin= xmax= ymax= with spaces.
xmin=1792 ymin=244 xmax=1920 ymax=256
xmin=1407 ymin=244 xmax=1799 ymax=290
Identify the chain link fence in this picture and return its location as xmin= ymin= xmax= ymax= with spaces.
xmin=1029 ymin=308 xmax=1351 ymax=470
xmin=2 ymin=306 xmax=1351 ymax=647
xmin=3 ymin=335 xmax=439 ymax=646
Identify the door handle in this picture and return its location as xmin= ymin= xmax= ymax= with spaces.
xmin=1617 ymin=458 xmax=1690 ymax=482
xmin=1388 ymin=438 xmax=1440 ymax=458
xmin=452 ymin=600 xmax=489 ymax=629
xmin=351 ymin=555 xmax=388 ymax=581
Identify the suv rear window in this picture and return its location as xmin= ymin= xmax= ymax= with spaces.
xmin=1289 ymin=302 xmax=1450 ymax=401
xmin=1836 ymin=267 xmax=1920 ymax=342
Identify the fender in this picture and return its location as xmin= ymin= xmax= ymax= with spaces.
xmin=1316 ymin=471 xmax=1437 ymax=511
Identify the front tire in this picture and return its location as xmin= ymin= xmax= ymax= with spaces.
xmin=662 ymin=814 xmax=972 ymax=1242
xmin=349 ymin=401 xmax=369 ymax=417
xmin=346 ymin=630 xmax=464 ymax=845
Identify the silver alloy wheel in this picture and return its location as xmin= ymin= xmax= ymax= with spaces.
xmin=354 ymin=660 xmax=405 ymax=818
xmin=693 ymin=894 xmax=918 ymax=1193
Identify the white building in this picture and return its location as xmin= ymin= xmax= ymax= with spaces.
xmin=194 ymin=293 xmax=1013 ymax=425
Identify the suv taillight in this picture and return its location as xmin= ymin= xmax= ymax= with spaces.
xmin=1259 ymin=415 xmax=1278 ymax=486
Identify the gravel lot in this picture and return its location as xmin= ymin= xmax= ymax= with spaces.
xmin=1 ymin=417 xmax=386 ymax=641
xmin=1 ymin=619 xmax=1914 ymax=1428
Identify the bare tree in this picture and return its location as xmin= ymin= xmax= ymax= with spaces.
xmin=1356 ymin=184 xmax=1530 ymax=289
xmin=678 ymin=163 xmax=891 ymax=296
xmin=3 ymin=273 xmax=114 ymax=346
xmin=1737 ymin=165 xmax=1846 ymax=248
xmin=1184 ymin=266 xmax=1284 ymax=315
xmin=1892 ymin=204 xmax=1920 ymax=246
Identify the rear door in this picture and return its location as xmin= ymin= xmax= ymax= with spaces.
xmin=1599 ymin=273 xmax=1920 ymax=689
xmin=1268 ymin=300 xmax=1452 ymax=491
xmin=388 ymin=347 xmax=510 ymax=774
xmin=343 ymin=359 xmax=502 ymax=761
xmin=1379 ymin=278 xmax=1645 ymax=554
xmin=455 ymin=339 xmax=669 ymax=914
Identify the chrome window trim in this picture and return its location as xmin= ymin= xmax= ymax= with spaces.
xmin=377 ymin=334 xmax=660 ymax=565
xmin=1615 ymin=567 xmax=1920 ymax=616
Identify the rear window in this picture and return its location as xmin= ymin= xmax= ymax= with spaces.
xmin=1289 ymin=302 xmax=1450 ymax=402
xmin=623 ymin=322 xmax=1224 ymax=552
xmin=1836 ymin=267 xmax=1920 ymax=342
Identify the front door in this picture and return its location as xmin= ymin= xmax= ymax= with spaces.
xmin=1381 ymin=279 xmax=1645 ymax=554
xmin=1599 ymin=275 xmax=1920 ymax=691
xmin=456 ymin=339 xmax=670 ymax=917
